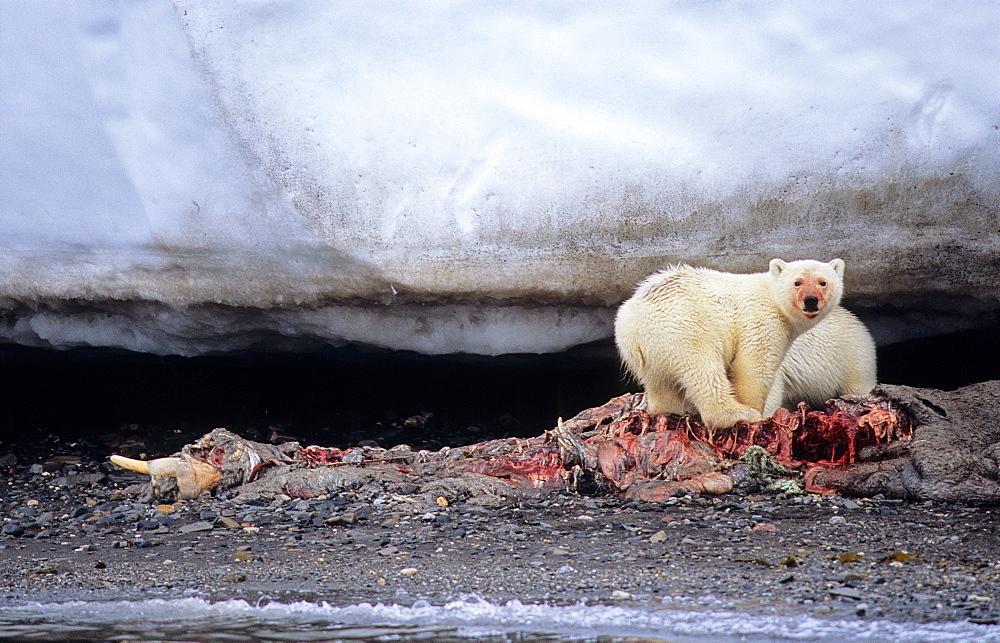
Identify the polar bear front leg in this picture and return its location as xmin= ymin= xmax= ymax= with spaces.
xmin=679 ymin=354 xmax=762 ymax=429
xmin=729 ymin=349 xmax=779 ymax=415
xmin=641 ymin=383 xmax=690 ymax=417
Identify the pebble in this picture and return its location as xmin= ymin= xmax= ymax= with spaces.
xmin=215 ymin=516 xmax=242 ymax=529
xmin=177 ymin=521 xmax=214 ymax=534
xmin=1 ymin=523 xmax=24 ymax=537
xmin=326 ymin=513 xmax=358 ymax=526
xmin=233 ymin=547 xmax=255 ymax=562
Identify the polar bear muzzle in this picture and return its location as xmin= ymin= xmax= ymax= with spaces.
xmin=793 ymin=272 xmax=835 ymax=319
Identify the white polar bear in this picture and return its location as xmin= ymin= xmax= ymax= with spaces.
xmin=763 ymin=306 xmax=877 ymax=415
xmin=615 ymin=258 xmax=845 ymax=429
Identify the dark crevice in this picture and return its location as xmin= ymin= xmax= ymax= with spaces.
xmin=0 ymin=324 xmax=996 ymax=454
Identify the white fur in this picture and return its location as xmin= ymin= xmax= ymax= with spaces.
xmin=763 ymin=306 xmax=877 ymax=414
xmin=614 ymin=259 xmax=845 ymax=429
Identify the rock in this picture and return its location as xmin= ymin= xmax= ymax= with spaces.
xmin=0 ymin=453 xmax=16 ymax=472
xmin=325 ymin=513 xmax=358 ymax=527
xmin=648 ymin=530 xmax=668 ymax=543
xmin=233 ymin=547 xmax=255 ymax=563
xmin=829 ymin=587 xmax=864 ymax=600
xmin=399 ymin=568 xmax=419 ymax=576
xmin=287 ymin=511 xmax=313 ymax=523
xmin=177 ymin=521 xmax=214 ymax=534
xmin=1 ymin=523 xmax=24 ymax=537
xmin=214 ymin=516 xmax=242 ymax=529
xmin=52 ymin=472 xmax=106 ymax=487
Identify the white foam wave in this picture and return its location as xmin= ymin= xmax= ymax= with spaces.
xmin=1 ymin=596 xmax=996 ymax=642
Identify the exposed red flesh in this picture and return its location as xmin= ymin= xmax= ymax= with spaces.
xmin=139 ymin=392 xmax=914 ymax=501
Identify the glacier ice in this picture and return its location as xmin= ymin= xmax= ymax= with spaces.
xmin=1 ymin=1 xmax=998 ymax=355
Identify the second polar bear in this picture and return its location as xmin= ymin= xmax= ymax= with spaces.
xmin=615 ymin=258 xmax=844 ymax=429
xmin=763 ymin=306 xmax=877 ymax=415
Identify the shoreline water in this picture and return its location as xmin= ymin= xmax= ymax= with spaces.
xmin=3 ymin=595 xmax=999 ymax=642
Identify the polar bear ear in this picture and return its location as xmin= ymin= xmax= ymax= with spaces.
xmin=769 ymin=258 xmax=787 ymax=277
xmin=829 ymin=258 xmax=845 ymax=277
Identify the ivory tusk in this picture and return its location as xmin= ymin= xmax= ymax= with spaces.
xmin=110 ymin=455 xmax=149 ymax=474
xmin=110 ymin=455 xmax=181 ymax=478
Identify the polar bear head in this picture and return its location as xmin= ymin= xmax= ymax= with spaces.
xmin=768 ymin=258 xmax=845 ymax=330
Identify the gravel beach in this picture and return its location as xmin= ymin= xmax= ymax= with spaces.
xmin=1 ymin=425 xmax=998 ymax=631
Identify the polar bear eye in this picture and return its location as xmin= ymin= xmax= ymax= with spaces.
xmin=794 ymin=280 xmax=802 ymax=287
xmin=819 ymin=281 xmax=827 ymax=287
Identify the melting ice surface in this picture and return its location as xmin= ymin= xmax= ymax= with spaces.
xmin=0 ymin=597 xmax=997 ymax=642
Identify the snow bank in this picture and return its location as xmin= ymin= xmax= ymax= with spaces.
xmin=1 ymin=1 xmax=997 ymax=355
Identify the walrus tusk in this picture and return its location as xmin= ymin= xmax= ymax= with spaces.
xmin=109 ymin=455 xmax=148 ymax=474
xmin=110 ymin=455 xmax=181 ymax=479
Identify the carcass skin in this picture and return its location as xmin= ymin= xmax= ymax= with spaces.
xmin=109 ymin=382 xmax=1000 ymax=505
xmin=808 ymin=383 xmax=1000 ymax=502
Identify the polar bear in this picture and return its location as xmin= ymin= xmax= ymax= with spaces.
xmin=615 ymin=258 xmax=844 ymax=429
xmin=763 ymin=306 xmax=877 ymax=415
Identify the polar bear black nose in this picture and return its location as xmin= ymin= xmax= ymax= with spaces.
xmin=803 ymin=296 xmax=819 ymax=312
